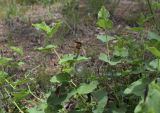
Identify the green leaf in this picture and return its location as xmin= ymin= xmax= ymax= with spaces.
xmin=50 ymin=72 xmax=71 ymax=83
xmin=147 ymin=32 xmax=160 ymax=41
xmin=134 ymin=82 xmax=160 ymax=113
xmin=128 ymin=27 xmax=144 ymax=32
xmin=48 ymin=22 xmax=62 ymax=38
xmin=32 ymin=21 xmax=61 ymax=38
xmin=148 ymin=47 xmax=160 ymax=58
xmin=93 ymin=90 xmax=108 ymax=113
xmin=47 ymin=90 xmax=67 ymax=106
xmin=98 ymin=6 xmax=110 ymax=19
xmin=113 ymin=46 xmax=128 ymax=57
xmin=77 ymin=81 xmax=99 ymax=95
xmin=0 ymin=57 xmax=12 ymax=66
xmin=149 ymin=59 xmax=160 ymax=71
xmin=13 ymin=90 xmax=30 ymax=101
xmin=59 ymin=54 xmax=89 ymax=65
xmin=32 ymin=22 xmax=50 ymax=34
xmin=99 ymin=53 xmax=121 ymax=65
xmin=96 ymin=19 xmax=113 ymax=29
xmin=112 ymin=106 xmax=126 ymax=113
xmin=34 ymin=44 xmax=57 ymax=53
xmin=152 ymin=2 xmax=160 ymax=10
xmin=10 ymin=46 xmax=24 ymax=56
xmin=124 ymin=78 xmax=150 ymax=97
xmin=28 ymin=101 xmax=47 ymax=113
xmin=97 ymin=35 xmax=115 ymax=43
xmin=0 ymin=71 xmax=8 ymax=84
xmin=13 ymin=79 xmax=31 ymax=86
xmin=97 ymin=35 xmax=107 ymax=43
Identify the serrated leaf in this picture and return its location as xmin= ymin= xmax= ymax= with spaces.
xmin=97 ymin=19 xmax=113 ymax=29
xmin=148 ymin=47 xmax=160 ymax=58
xmin=50 ymin=72 xmax=71 ymax=83
xmin=33 ymin=21 xmax=61 ymax=38
xmin=48 ymin=22 xmax=62 ymax=38
xmin=98 ymin=6 xmax=110 ymax=19
xmin=93 ymin=90 xmax=108 ymax=113
xmin=33 ymin=22 xmax=50 ymax=33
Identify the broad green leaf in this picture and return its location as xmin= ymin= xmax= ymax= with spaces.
xmin=64 ymin=81 xmax=99 ymax=103
xmin=59 ymin=54 xmax=89 ymax=65
xmin=10 ymin=46 xmax=23 ymax=56
xmin=98 ymin=6 xmax=110 ymax=19
xmin=77 ymin=81 xmax=99 ymax=95
xmin=134 ymin=82 xmax=160 ymax=113
xmin=147 ymin=32 xmax=160 ymax=41
xmin=33 ymin=21 xmax=61 ymax=38
xmin=149 ymin=59 xmax=160 ymax=71
xmin=97 ymin=35 xmax=107 ymax=43
xmin=97 ymin=35 xmax=115 ymax=43
xmin=93 ymin=90 xmax=108 ymax=113
xmin=148 ymin=47 xmax=160 ymax=58
xmin=34 ymin=44 xmax=57 ymax=53
xmin=124 ymin=78 xmax=150 ymax=97
xmin=50 ymin=72 xmax=71 ymax=83
xmin=97 ymin=19 xmax=113 ymax=29
xmin=99 ymin=53 xmax=121 ymax=65
xmin=47 ymin=90 xmax=67 ymax=106
xmin=113 ymin=46 xmax=128 ymax=57
xmin=0 ymin=57 xmax=12 ymax=66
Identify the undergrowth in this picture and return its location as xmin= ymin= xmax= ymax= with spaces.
xmin=1 ymin=1 xmax=160 ymax=113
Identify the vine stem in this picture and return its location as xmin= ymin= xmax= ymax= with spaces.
xmin=54 ymin=49 xmax=61 ymax=60
xmin=27 ymin=84 xmax=43 ymax=102
xmin=5 ymin=79 xmax=16 ymax=89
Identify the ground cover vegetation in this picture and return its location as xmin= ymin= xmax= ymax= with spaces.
xmin=0 ymin=0 xmax=160 ymax=113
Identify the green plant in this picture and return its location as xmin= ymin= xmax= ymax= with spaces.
xmin=0 ymin=46 xmax=35 ymax=113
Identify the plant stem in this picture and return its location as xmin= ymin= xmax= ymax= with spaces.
xmin=146 ymin=0 xmax=159 ymax=31
xmin=54 ymin=49 xmax=61 ymax=60
xmin=27 ymin=84 xmax=42 ymax=102
xmin=4 ymin=88 xmax=24 ymax=113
